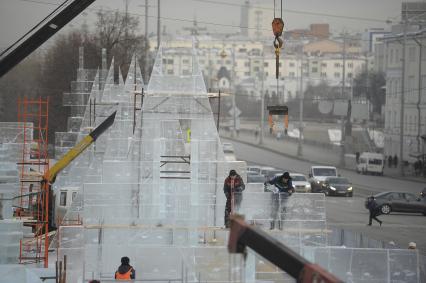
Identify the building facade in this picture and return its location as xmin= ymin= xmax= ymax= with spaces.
xmin=381 ymin=30 xmax=426 ymax=161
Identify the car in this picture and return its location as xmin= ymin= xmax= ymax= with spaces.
xmin=247 ymin=165 xmax=261 ymax=175
xmin=356 ymin=152 xmax=384 ymax=175
xmin=322 ymin=177 xmax=353 ymax=197
xmin=289 ymin=173 xmax=311 ymax=193
xmin=260 ymin=167 xmax=283 ymax=181
xmin=308 ymin=166 xmax=338 ymax=193
xmin=247 ymin=172 xmax=266 ymax=183
xmin=222 ymin=142 xmax=236 ymax=161
xmin=365 ymin=192 xmax=426 ymax=216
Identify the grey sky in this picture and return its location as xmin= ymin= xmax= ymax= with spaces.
xmin=0 ymin=0 xmax=405 ymax=50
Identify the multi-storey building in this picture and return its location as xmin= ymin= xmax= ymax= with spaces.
xmin=381 ymin=29 xmax=426 ymax=161
xmin=149 ymin=35 xmax=368 ymax=105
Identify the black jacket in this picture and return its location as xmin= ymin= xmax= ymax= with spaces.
xmin=115 ymin=264 xmax=135 ymax=279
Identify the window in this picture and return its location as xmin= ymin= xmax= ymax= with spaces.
xmin=334 ymin=63 xmax=340 ymax=68
xmin=279 ymin=62 xmax=282 ymax=67
xmin=72 ymin=192 xmax=77 ymax=201
xmin=182 ymin=69 xmax=190 ymax=75
xmin=167 ymin=69 xmax=174 ymax=75
xmin=289 ymin=62 xmax=295 ymax=67
xmin=167 ymin=59 xmax=173 ymax=64
xmin=334 ymin=72 xmax=340 ymax=78
xmin=348 ymin=63 xmax=353 ymax=68
xmin=239 ymin=48 xmax=247 ymax=53
xmin=199 ymin=60 xmax=205 ymax=64
xmin=60 ymin=191 xmax=67 ymax=206
xmin=320 ymin=72 xmax=327 ymax=77
xmin=254 ymin=66 xmax=260 ymax=71
xmin=182 ymin=59 xmax=190 ymax=64
xmin=289 ymin=72 xmax=295 ymax=77
xmin=162 ymin=59 xmax=167 ymax=64
xmin=265 ymin=72 xmax=269 ymax=77
xmin=347 ymin=73 xmax=353 ymax=79
xmin=404 ymin=193 xmax=417 ymax=201
xmin=244 ymin=62 xmax=249 ymax=67
xmin=312 ymin=67 xmax=318 ymax=73
xmin=264 ymin=62 xmax=269 ymax=67
xmin=226 ymin=60 xmax=231 ymax=64
xmin=244 ymin=72 xmax=250 ymax=76
xmin=321 ymin=63 xmax=327 ymax=67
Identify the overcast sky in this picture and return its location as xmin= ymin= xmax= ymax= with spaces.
xmin=0 ymin=0 xmax=407 ymax=50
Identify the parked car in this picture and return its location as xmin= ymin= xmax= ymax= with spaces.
xmin=222 ymin=142 xmax=236 ymax=161
xmin=289 ymin=173 xmax=311 ymax=193
xmin=308 ymin=166 xmax=338 ymax=192
xmin=247 ymin=172 xmax=266 ymax=183
xmin=356 ymin=152 xmax=384 ymax=175
xmin=322 ymin=177 xmax=353 ymax=197
xmin=365 ymin=192 xmax=426 ymax=216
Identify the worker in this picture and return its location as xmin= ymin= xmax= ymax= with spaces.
xmin=115 ymin=256 xmax=135 ymax=280
xmin=223 ymin=169 xmax=245 ymax=228
xmin=265 ymin=172 xmax=294 ymax=230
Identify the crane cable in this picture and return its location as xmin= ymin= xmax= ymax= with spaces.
xmin=272 ymin=0 xmax=284 ymax=96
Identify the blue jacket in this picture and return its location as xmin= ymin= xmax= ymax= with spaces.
xmin=267 ymin=176 xmax=294 ymax=193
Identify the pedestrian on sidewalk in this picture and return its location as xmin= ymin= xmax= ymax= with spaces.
xmin=388 ymin=155 xmax=393 ymax=168
xmin=356 ymin=152 xmax=360 ymax=164
xmin=393 ymin=155 xmax=398 ymax=168
xmin=223 ymin=169 xmax=245 ymax=228
xmin=366 ymin=196 xmax=382 ymax=226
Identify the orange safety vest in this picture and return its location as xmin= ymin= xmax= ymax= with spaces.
xmin=115 ymin=268 xmax=133 ymax=280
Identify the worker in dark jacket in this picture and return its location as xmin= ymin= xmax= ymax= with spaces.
xmin=366 ymin=196 xmax=382 ymax=226
xmin=265 ymin=172 xmax=294 ymax=230
xmin=115 ymin=256 xmax=136 ymax=280
xmin=223 ymin=169 xmax=245 ymax=228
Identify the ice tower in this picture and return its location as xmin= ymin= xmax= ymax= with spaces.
xmin=56 ymin=41 xmax=248 ymax=282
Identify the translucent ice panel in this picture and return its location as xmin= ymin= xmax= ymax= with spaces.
xmin=147 ymin=41 xmax=207 ymax=95
xmin=302 ymin=247 xmax=420 ymax=283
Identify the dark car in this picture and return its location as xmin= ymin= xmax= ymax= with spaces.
xmin=322 ymin=177 xmax=353 ymax=197
xmin=364 ymin=192 xmax=426 ymax=216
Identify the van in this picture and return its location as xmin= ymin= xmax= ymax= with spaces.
xmin=308 ymin=166 xmax=338 ymax=193
xmin=356 ymin=152 xmax=384 ymax=175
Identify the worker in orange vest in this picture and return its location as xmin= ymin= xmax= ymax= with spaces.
xmin=115 ymin=256 xmax=135 ymax=280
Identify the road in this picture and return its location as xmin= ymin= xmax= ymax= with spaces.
xmin=225 ymin=138 xmax=426 ymax=256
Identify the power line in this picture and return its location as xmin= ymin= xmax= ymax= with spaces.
xmin=193 ymin=0 xmax=388 ymax=24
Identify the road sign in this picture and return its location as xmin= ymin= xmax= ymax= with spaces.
xmin=229 ymin=107 xmax=242 ymax=117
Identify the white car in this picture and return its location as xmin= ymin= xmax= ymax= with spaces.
xmin=272 ymin=172 xmax=311 ymax=193
xmin=247 ymin=165 xmax=261 ymax=175
xmin=308 ymin=166 xmax=338 ymax=193
xmin=290 ymin=173 xmax=311 ymax=193
xmin=222 ymin=142 xmax=237 ymax=161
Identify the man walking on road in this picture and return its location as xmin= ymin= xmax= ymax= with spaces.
xmin=366 ymin=196 xmax=382 ymax=226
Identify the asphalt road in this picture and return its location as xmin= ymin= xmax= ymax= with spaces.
xmin=225 ymin=138 xmax=426 ymax=256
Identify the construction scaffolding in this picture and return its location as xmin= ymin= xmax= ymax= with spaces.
xmin=17 ymin=97 xmax=50 ymax=267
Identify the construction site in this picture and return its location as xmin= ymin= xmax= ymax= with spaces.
xmin=0 ymin=1 xmax=424 ymax=283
